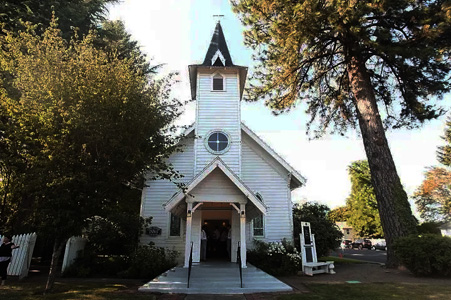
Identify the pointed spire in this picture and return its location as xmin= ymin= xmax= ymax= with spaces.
xmin=202 ymin=22 xmax=234 ymax=66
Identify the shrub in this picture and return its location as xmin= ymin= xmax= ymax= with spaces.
xmin=293 ymin=202 xmax=343 ymax=257
xmin=120 ymin=244 xmax=178 ymax=279
xmin=393 ymin=234 xmax=451 ymax=277
xmin=62 ymin=249 xmax=128 ymax=277
xmin=247 ymin=239 xmax=302 ymax=276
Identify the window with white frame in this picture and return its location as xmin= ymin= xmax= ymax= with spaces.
xmin=253 ymin=193 xmax=264 ymax=236
xmin=253 ymin=214 xmax=264 ymax=237
xmin=205 ymin=130 xmax=231 ymax=154
xmin=169 ymin=213 xmax=181 ymax=236
xmin=212 ymin=73 xmax=224 ymax=91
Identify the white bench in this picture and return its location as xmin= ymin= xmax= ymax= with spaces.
xmin=300 ymin=222 xmax=335 ymax=276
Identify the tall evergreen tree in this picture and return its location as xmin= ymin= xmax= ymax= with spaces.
xmin=414 ymin=116 xmax=451 ymax=222
xmin=232 ymin=0 xmax=451 ymax=266
xmin=346 ymin=161 xmax=384 ymax=238
xmin=0 ymin=0 xmax=117 ymax=39
xmin=438 ymin=116 xmax=451 ymax=167
xmin=328 ymin=206 xmax=350 ymax=223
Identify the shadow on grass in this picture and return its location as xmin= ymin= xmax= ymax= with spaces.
xmin=279 ymin=283 xmax=451 ymax=300
xmin=0 ymin=281 xmax=157 ymax=300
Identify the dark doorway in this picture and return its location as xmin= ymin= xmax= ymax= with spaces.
xmin=203 ymin=219 xmax=230 ymax=260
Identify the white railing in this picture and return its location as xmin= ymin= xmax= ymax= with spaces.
xmin=0 ymin=233 xmax=37 ymax=279
xmin=61 ymin=236 xmax=87 ymax=272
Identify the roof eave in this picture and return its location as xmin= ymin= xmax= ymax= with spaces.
xmin=241 ymin=122 xmax=307 ymax=187
xmin=189 ymin=65 xmax=248 ymax=100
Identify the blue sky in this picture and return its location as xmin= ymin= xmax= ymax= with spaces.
xmin=108 ymin=0 xmax=450 ymax=216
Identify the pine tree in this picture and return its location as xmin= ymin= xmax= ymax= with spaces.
xmin=232 ymin=0 xmax=451 ymax=266
xmin=346 ymin=161 xmax=384 ymax=238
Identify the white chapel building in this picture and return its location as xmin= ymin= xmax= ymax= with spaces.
xmin=140 ymin=22 xmax=305 ymax=268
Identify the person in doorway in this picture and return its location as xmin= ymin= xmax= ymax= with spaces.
xmin=201 ymin=226 xmax=207 ymax=261
xmin=219 ymin=227 xmax=228 ymax=256
xmin=0 ymin=234 xmax=19 ymax=286
xmin=212 ymin=226 xmax=220 ymax=254
xmin=226 ymin=225 xmax=231 ymax=258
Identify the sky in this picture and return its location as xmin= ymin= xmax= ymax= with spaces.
xmin=108 ymin=0 xmax=450 ymax=216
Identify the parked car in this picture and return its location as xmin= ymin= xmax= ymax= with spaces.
xmin=371 ymin=240 xmax=387 ymax=251
xmin=351 ymin=239 xmax=372 ymax=249
xmin=341 ymin=239 xmax=353 ymax=249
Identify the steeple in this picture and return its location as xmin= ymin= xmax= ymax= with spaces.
xmin=202 ymin=22 xmax=234 ymax=67
xmin=188 ymin=22 xmax=247 ymax=100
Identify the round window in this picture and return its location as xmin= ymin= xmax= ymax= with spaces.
xmin=206 ymin=131 xmax=230 ymax=154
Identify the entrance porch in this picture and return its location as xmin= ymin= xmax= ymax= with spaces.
xmin=138 ymin=262 xmax=292 ymax=294
xmin=163 ymin=158 xmax=267 ymax=269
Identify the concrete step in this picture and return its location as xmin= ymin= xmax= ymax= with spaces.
xmin=139 ymin=262 xmax=292 ymax=294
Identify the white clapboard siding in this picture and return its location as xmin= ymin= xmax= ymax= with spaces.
xmin=140 ymin=136 xmax=195 ymax=254
xmin=191 ymin=168 xmax=243 ymax=198
xmin=0 ymin=233 xmax=37 ymax=278
xmin=61 ymin=236 xmax=87 ymax=272
xmin=195 ymin=70 xmax=241 ymax=175
xmin=241 ymin=132 xmax=293 ymax=243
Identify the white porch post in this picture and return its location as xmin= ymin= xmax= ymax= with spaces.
xmin=184 ymin=202 xmax=193 ymax=268
xmin=240 ymin=203 xmax=247 ymax=268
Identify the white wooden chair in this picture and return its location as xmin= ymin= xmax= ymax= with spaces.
xmin=300 ymin=222 xmax=335 ymax=276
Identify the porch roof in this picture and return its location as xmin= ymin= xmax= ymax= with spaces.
xmin=163 ymin=157 xmax=267 ymax=216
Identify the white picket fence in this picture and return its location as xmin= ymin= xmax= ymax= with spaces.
xmin=0 ymin=233 xmax=37 ymax=279
xmin=61 ymin=236 xmax=87 ymax=272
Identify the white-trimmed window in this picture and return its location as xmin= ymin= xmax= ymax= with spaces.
xmin=253 ymin=214 xmax=264 ymax=237
xmin=253 ymin=193 xmax=264 ymax=237
xmin=204 ymin=130 xmax=231 ymax=154
xmin=169 ymin=213 xmax=181 ymax=236
xmin=212 ymin=73 xmax=225 ymax=91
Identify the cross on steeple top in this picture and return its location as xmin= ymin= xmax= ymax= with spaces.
xmin=213 ymin=14 xmax=224 ymax=23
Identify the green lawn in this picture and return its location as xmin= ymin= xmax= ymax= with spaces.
xmin=0 ymin=281 xmax=156 ymax=300
xmin=1 ymin=280 xmax=451 ymax=299
xmin=280 ymin=283 xmax=451 ymax=300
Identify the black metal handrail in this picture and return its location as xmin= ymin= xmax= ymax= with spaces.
xmin=237 ymin=241 xmax=243 ymax=288
xmin=187 ymin=241 xmax=193 ymax=288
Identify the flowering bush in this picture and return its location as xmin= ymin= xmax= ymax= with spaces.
xmin=247 ymin=239 xmax=302 ymax=276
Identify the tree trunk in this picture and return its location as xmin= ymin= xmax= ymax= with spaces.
xmin=44 ymin=238 xmax=66 ymax=294
xmin=347 ymin=55 xmax=417 ymax=268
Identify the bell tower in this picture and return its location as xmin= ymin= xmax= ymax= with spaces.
xmin=188 ymin=22 xmax=248 ymax=176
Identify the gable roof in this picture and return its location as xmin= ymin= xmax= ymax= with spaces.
xmin=241 ymin=122 xmax=307 ymax=189
xmin=202 ymin=22 xmax=234 ymax=67
xmin=180 ymin=122 xmax=306 ymax=189
xmin=164 ymin=157 xmax=267 ymax=215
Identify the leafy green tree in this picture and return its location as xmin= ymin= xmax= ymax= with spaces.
xmin=328 ymin=206 xmax=350 ymax=223
xmin=346 ymin=161 xmax=384 ymax=238
xmin=0 ymin=20 xmax=181 ymax=292
xmin=293 ymin=202 xmax=343 ymax=257
xmin=232 ymin=0 xmax=451 ymax=266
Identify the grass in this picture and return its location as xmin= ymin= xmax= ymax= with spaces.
xmin=0 ymin=280 xmax=157 ymax=300
xmin=1 ymin=278 xmax=451 ymax=300
xmin=318 ymin=256 xmax=364 ymax=264
xmin=279 ymin=283 xmax=451 ymax=300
